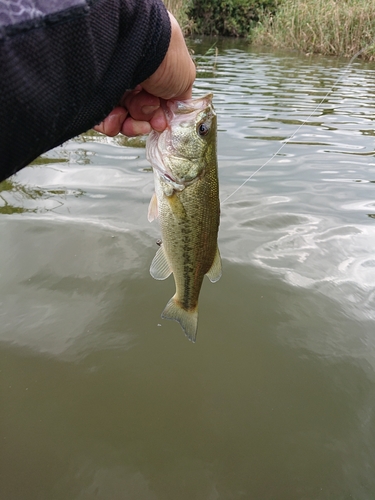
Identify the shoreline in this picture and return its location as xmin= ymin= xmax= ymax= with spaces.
xmin=166 ymin=0 xmax=375 ymax=61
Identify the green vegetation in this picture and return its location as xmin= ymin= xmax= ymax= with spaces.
xmin=164 ymin=0 xmax=375 ymax=60
xmin=164 ymin=0 xmax=278 ymax=36
xmin=163 ymin=0 xmax=194 ymax=32
xmin=252 ymin=0 xmax=375 ymax=60
xmin=187 ymin=0 xmax=278 ymax=37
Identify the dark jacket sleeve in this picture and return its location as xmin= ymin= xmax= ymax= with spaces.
xmin=0 ymin=0 xmax=171 ymax=181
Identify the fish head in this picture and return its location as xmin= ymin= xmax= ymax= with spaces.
xmin=146 ymin=94 xmax=217 ymax=191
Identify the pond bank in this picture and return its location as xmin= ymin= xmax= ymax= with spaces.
xmin=165 ymin=0 xmax=375 ymax=61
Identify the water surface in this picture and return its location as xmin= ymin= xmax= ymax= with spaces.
xmin=1 ymin=41 xmax=375 ymax=499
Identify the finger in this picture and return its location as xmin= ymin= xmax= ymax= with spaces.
xmin=122 ymin=89 xmax=161 ymax=121
xmin=94 ymin=107 xmax=128 ymax=136
xmin=149 ymin=106 xmax=168 ymax=132
xmin=121 ymin=117 xmax=152 ymax=137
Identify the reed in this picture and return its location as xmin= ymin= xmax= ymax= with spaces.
xmin=252 ymin=0 xmax=375 ymax=60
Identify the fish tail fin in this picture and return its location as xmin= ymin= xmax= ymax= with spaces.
xmin=162 ymin=297 xmax=198 ymax=343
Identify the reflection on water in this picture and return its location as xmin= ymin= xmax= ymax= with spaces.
xmin=0 ymin=178 xmax=85 ymax=215
xmin=2 ymin=42 xmax=375 ymax=499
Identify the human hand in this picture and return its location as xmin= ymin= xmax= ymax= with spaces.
xmin=94 ymin=12 xmax=195 ymax=137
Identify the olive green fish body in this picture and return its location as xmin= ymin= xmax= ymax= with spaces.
xmin=146 ymin=94 xmax=221 ymax=342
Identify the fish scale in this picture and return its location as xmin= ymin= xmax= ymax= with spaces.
xmin=146 ymin=93 xmax=222 ymax=342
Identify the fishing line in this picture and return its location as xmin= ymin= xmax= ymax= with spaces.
xmin=221 ymin=47 xmax=368 ymax=204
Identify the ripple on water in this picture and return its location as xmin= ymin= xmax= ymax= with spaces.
xmin=2 ymin=44 xmax=375 ymax=499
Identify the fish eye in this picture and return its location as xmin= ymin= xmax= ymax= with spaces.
xmin=197 ymin=122 xmax=210 ymax=137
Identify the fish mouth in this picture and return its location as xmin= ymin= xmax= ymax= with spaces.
xmin=165 ymin=93 xmax=213 ymax=120
xmin=146 ymin=130 xmax=186 ymax=189
xmin=145 ymin=93 xmax=214 ymax=189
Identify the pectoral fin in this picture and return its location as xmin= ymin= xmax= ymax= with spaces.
xmin=150 ymin=246 xmax=172 ymax=280
xmin=206 ymin=247 xmax=222 ymax=283
xmin=147 ymin=192 xmax=158 ymax=222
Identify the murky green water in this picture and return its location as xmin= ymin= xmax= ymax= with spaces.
xmin=2 ymin=40 xmax=375 ymax=499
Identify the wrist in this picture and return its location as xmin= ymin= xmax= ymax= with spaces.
xmin=141 ymin=12 xmax=195 ymax=100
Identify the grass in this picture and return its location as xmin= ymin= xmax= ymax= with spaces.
xmin=252 ymin=0 xmax=375 ymax=60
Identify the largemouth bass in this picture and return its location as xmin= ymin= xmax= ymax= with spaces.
xmin=146 ymin=93 xmax=221 ymax=342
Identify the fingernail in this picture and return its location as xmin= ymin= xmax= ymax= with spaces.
xmin=141 ymin=105 xmax=160 ymax=115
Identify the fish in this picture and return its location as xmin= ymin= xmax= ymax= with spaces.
xmin=146 ymin=93 xmax=222 ymax=342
